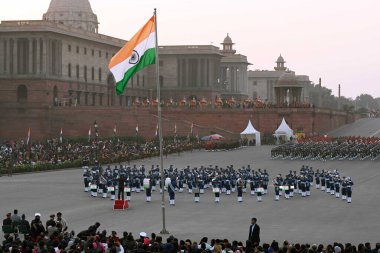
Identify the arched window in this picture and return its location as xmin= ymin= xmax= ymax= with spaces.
xmin=17 ymin=85 xmax=27 ymax=103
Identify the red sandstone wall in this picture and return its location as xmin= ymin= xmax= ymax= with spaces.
xmin=0 ymin=105 xmax=351 ymax=142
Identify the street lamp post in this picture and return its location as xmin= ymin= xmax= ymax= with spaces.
xmin=94 ymin=121 xmax=99 ymax=163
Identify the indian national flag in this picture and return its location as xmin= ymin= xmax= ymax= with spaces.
xmin=109 ymin=16 xmax=156 ymax=95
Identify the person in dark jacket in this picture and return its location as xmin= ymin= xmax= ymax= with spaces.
xmin=248 ymin=217 xmax=260 ymax=247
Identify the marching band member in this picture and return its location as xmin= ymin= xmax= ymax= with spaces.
xmin=346 ymin=177 xmax=354 ymax=203
xmin=237 ymin=178 xmax=244 ymax=202
xmin=212 ymin=177 xmax=221 ymax=203
xmin=144 ymin=176 xmax=152 ymax=202
xmin=193 ymin=178 xmax=200 ymax=203
xmin=83 ymin=167 xmax=91 ymax=192
xmin=273 ymin=176 xmax=281 ymax=201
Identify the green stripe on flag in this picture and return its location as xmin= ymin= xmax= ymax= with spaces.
xmin=115 ymin=48 xmax=156 ymax=95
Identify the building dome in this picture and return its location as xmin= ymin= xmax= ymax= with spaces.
xmin=43 ymin=0 xmax=99 ymax=33
xmin=276 ymin=72 xmax=299 ymax=87
xmin=276 ymin=54 xmax=285 ymax=63
xmin=223 ymin=33 xmax=233 ymax=44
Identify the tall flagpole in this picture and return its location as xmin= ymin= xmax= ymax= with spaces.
xmin=155 ymin=8 xmax=169 ymax=234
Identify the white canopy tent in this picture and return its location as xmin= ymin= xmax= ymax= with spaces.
xmin=274 ymin=117 xmax=294 ymax=142
xmin=240 ymin=120 xmax=261 ymax=146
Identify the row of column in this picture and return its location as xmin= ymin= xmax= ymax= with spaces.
xmin=0 ymin=37 xmax=53 ymax=76
xmin=222 ymin=65 xmax=246 ymax=93
xmin=275 ymin=88 xmax=303 ymax=105
xmin=177 ymin=58 xmax=219 ymax=88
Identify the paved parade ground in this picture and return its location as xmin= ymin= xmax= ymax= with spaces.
xmin=1 ymin=146 xmax=379 ymax=244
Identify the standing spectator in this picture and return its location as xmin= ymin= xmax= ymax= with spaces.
xmin=19 ymin=214 xmax=30 ymax=235
xmin=46 ymin=214 xmax=56 ymax=229
xmin=11 ymin=210 xmax=21 ymax=223
xmin=56 ymin=212 xmax=68 ymax=232
xmin=372 ymin=243 xmax=380 ymax=253
xmin=248 ymin=217 xmax=260 ymax=247
xmin=3 ymin=213 xmax=12 ymax=226
xmin=30 ymin=213 xmax=45 ymax=241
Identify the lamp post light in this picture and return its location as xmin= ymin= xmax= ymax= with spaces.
xmin=93 ymin=120 xmax=99 ymax=163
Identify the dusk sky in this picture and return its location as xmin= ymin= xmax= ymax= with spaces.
xmin=1 ymin=0 xmax=379 ymax=99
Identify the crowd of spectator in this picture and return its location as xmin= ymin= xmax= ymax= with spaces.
xmin=0 ymin=138 xmax=199 ymax=174
xmin=2 ymin=210 xmax=379 ymax=253
xmin=128 ymin=97 xmax=311 ymax=110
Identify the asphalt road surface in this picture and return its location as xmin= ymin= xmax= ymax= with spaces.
xmin=1 ymin=146 xmax=379 ymax=244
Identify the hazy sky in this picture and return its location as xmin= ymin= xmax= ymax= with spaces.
xmin=1 ymin=0 xmax=379 ymax=99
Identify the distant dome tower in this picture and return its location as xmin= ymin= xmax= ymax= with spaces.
xmin=274 ymin=54 xmax=286 ymax=71
xmin=43 ymin=0 xmax=99 ymax=33
xmin=221 ymin=33 xmax=236 ymax=55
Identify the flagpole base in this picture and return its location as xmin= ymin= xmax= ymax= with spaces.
xmin=160 ymin=229 xmax=169 ymax=234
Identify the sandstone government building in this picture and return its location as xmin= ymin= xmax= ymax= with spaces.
xmin=0 ymin=0 xmax=351 ymax=140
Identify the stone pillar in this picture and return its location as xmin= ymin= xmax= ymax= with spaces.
xmin=36 ymin=38 xmax=40 ymax=74
xmin=187 ymin=59 xmax=191 ymax=87
xmin=58 ymin=40 xmax=62 ymax=76
xmin=182 ymin=59 xmax=186 ymax=88
xmin=28 ymin=38 xmax=33 ymax=74
xmin=0 ymin=39 xmax=4 ymax=74
xmin=177 ymin=59 xmax=181 ymax=87
xmin=4 ymin=39 xmax=10 ymax=74
xmin=206 ymin=59 xmax=210 ymax=87
xmin=197 ymin=59 xmax=201 ymax=88
xmin=42 ymin=39 xmax=47 ymax=75
xmin=12 ymin=39 xmax=18 ymax=74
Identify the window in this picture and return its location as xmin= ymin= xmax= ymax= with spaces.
xmin=159 ymin=60 xmax=164 ymax=66
xmin=142 ymin=75 xmax=145 ymax=87
xmin=98 ymin=68 xmax=102 ymax=81
xmin=68 ymin=45 xmax=71 ymax=52
xmin=17 ymin=85 xmax=27 ymax=103
xmin=253 ymin=81 xmax=257 ymax=86
xmin=76 ymin=46 xmax=79 ymax=54
xmin=92 ymin=49 xmax=94 ymax=56
xmin=137 ymin=74 xmax=140 ymax=86
xmin=76 ymin=65 xmax=80 ymax=79
xmin=159 ymin=76 xmax=164 ymax=88
xmin=106 ymin=52 xmax=109 ymax=59
xmin=91 ymin=67 xmax=95 ymax=81
xmin=84 ymin=48 xmax=87 ymax=55
xmin=99 ymin=50 xmax=102 ymax=58
xmin=68 ymin=63 xmax=71 ymax=77
xmin=84 ymin=66 xmax=87 ymax=82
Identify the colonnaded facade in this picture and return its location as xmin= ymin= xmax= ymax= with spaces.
xmin=0 ymin=0 xmax=353 ymax=141
xmin=0 ymin=0 xmax=250 ymax=109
